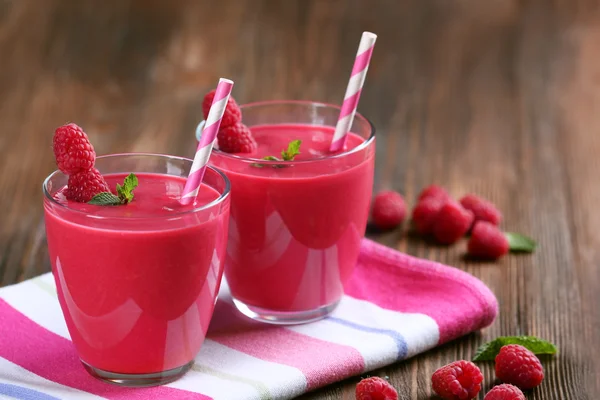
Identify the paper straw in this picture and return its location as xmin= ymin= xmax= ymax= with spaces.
xmin=181 ymin=78 xmax=234 ymax=205
xmin=329 ymin=32 xmax=377 ymax=152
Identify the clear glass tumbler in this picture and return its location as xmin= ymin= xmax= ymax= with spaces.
xmin=43 ymin=154 xmax=231 ymax=386
xmin=210 ymin=101 xmax=375 ymax=324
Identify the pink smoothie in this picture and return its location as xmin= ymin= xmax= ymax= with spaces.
xmin=210 ymin=124 xmax=375 ymax=312
xmin=43 ymin=172 xmax=230 ymax=374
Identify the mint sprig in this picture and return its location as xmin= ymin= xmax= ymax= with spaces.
xmin=473 ymin=336 xmax=557 ymax=361
xmin=280 ymin=139 xmax=301 ymax=161
xmin=506 ymin=233 xmax=537 ymax=252
xmin=116 ymin=173 xmax=138 ymax=204
xmin=88 ymin=173 xmax=139 ymax=206
xmin=251 ymin=140 xmax=302 ymax=168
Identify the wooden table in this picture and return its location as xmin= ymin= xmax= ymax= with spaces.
xmin=1 ymin=0 xmax=598 ymax=398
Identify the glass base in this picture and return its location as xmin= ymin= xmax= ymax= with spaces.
xmin=232 ymin=298 xmax=340 ymax=325
xmin=82 ymin=360 xmax=194 ymax=387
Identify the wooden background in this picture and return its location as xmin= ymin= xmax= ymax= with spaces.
xmin=1 ymin=0 xmax=599 ymax=398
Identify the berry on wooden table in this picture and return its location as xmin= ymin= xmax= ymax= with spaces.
xmin=483 ymin=384 xmax=526 ymax=400
xmin=371 ymin=190 xmax=406 ymax=229
xmin=65 ymin=168 xmax=110 ymax=203
xmin=355 ymin=377 xmax=398 ymax=400
xmin=202 ymin=89 xmax=242 ymax=128
xmin=460 ymin=194 xmax=502 ymax=226
xmin=431 ymin=360 xmax=483 ymax=400
xmin=432 ymin=201 xmax=474 ymax=244
xmin=467 ymin=221 xmax=510 ymax=259
xmin=53 ymin=123 xmax=96 ymax=175
xmin=495 ymin=344 xmax=544 ymax=390
xmin=217 ymin=122 xmax=257 ymax=154
xmin=412 ymin=197 xmax=444 ymax=234
xmin=418 ymin=184 xmax=450 ymax=202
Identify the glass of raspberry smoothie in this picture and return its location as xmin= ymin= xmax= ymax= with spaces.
xmin=43 ymin=154 xmax=230 ymax=386
xmin=209 ymin=101 xmax=375 ymax=324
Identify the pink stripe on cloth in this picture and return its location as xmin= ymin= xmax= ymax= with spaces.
xmin=338 ymin=90 xmax=362 ymax=120
xmin=351 ymin=46 xmax=375 ymax=77
xmin=345 ymin=239 xmax=498 ymax=344
xmin=0 ymin=299 xmax=210 ymax=400
xmin=208 ymin=302 xmax=364 ymax=389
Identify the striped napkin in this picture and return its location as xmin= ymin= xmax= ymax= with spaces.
xmin=0 ymin=239 xmax=497 ymax=400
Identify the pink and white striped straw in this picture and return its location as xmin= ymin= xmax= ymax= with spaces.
xmin=329 ymin=31 xmax=377 ymax=152
xmin=181 ymin=78 xmax=234 ymax=205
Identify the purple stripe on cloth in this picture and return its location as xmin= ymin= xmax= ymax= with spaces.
xmin=351 ymin=46 xmax=374 ymax=77
xmin=0 ymin=383 xmax=60 ymax=400
xmin=345 ymin=239 xmax=498 ymax=344
xmin=0 ymin=299 xmax=211 ymax=400
xmin=326 ymin=317 xmax=408 ymax=361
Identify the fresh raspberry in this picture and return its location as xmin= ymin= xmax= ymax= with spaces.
xmin=468 ymin=221 xmax=509 ymax=259
xmin=431 ymin=360 xmax=483 ymax=400
xmin=412 ymin=197 xmax=444 ymax=234
xmin=217 ymin=122 xmax=257 ymax=153
xmin=53 ymin=123 xmax=96 ymax=175
xmin=432 ymin=201 xmax=474 ymax=244
xmin=355 ymin=377 xmax=398 ymax=400
xmin=418 ymin=184 xmax=450 ymax=202
xmin=65 ymin=168 xmax=110 ymax=203
xmin=460 ymin=194 xmax=502 ymax=226
xmin=484 ymin=384 xmax=526 ymax=400
xmin=202 ymin=89 xmax=242 ymax=128
xmin=371 ymin=190 xmax=406 ymax=229
xmin=495 ymin=344 xmax=544 ymax=390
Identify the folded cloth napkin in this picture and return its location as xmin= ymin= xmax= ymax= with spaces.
xmin=0 ymin=239 xmax=497 ymax=400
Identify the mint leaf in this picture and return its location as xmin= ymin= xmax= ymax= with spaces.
xmin=250 ymin=142 xmax=301 ymax=168
xmin=88 ymin=192 xmax=122 ymax=206
xmin=506 ymin=233 xmax=537 ymax=253
xmin=281 ymin=140 xmax=302 ymax=161
xmin=473 ymin=336 xmax=557 ymax=361
xmin=116 ymin=173 xmax=138 ymax=204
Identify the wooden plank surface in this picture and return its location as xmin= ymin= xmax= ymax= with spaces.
xmin=1 ymin=0 xmax=599 ymax=398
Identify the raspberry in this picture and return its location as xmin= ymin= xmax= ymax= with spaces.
xmin=432 ymin=201 xmax=474 ymax=244
xmin=431 ymin=360 xmax=483 ymax=400
xmin=371 ymin=190 xmax=406 ymax=229
xmin=217 ymin=122 xmax=257 ymax=153
xmin=460 ymin=194 xmax=502 ymax=226
xmin=418 ymin=184 xmax=450 ymax=202
xmin=495 ymin=344 xmax=544 ymax=390
xmin=65 ymin=168 xmax=110 ymax=203
xmin=53 ymin=123 xmax=96 ymax=175
xmin=412 ymin=197 xmax=444 ymax=234
xmin=468 ymin=221 xmax=509 ymax=259
xmin=484 ymin=384 xmax=526 ymax=400
xmin=355 ymin=377 xmax=398 ymax=400
xmin=202 ymin=89 xmax=242 ymax=128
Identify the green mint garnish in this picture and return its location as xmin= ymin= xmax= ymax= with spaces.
xmin=88 ymin=192 xmax=122 ymax=206
xmin=506 ymin=232 xmax=537 ymax=253
xmin=251 ymin=140 xmax=302 ymax=168
xmin=473 ymin=336 xmax=557 ymax=361
xmin=116 ymin=173 xmax=138 ymax=204
xmin=88 ymin=173 xmax=138 ymax=206
xmin=281 ymin=139 xmax=302 ymax=161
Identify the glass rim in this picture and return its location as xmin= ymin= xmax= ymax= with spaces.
xmin=212 ymin=100 xmax=376 ymax=165
xmin=42 ymin=153 xmax=231 ymax=220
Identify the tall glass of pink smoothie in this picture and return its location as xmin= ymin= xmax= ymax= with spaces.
xmin=209 ymin=101 xmax=375 ymax=324
xmin=43 ymin=154 xmax=230 ymax=386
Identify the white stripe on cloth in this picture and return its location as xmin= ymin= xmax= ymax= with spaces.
xmin=286 ymin=296 xmax=439 ymax=371
xmin=0 ymin=274 xmax=70 ymax=339
xmin=0 ymin=358 xmax=104 ymax=400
